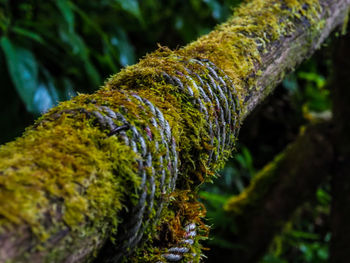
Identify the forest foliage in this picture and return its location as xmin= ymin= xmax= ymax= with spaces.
xmin=0 ymin=0 xmax=336 ymax=262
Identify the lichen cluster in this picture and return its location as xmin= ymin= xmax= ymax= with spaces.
xmin=0 ymin=0 xmax=325 ymax=262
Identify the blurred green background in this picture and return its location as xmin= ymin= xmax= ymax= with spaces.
xmin=0 ymin=0 xmax=335 ymax=262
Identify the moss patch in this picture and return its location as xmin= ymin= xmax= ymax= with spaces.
xmin=0 ymin=0 xmax=327 ymax=261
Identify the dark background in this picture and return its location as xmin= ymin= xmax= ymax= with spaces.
xmin=0 ymin=0 xmax=337 ymax=262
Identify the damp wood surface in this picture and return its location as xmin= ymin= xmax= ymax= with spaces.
xmin=0 ymin=0 xmax=349 ymax=262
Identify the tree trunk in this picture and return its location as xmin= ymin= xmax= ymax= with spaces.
xmin=0 ymin=0 xmax=349 ymax=262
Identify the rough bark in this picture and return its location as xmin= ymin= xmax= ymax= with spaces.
xmin=224 ymin=122 xmax=334 ymax=263
xmin=247 ymin=0 xmax=350 ymax=118
xmin=0 ymin=0 xmax=349 ymax=262
xmin=330 ymin=23 xmax=350 ymax=263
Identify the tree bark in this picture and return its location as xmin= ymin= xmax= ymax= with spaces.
xmin=0 ymin=0 xmax=349 ymax=262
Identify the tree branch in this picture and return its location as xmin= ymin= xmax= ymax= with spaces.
xmin=224 ymin=122 xmax=334 ymax=263
xmin=0 ymin=0 xmax=349 ymax=262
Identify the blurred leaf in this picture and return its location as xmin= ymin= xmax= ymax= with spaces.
xmin=56 ymin=0 xmax=100 ymax=86
xmin=298 ymin=72 xmax=325 ymax=89
xmin=223 ymin=166 xmax=234 ymax=186
xmin=56 ymin=0 xmax=75 ymax=32
xmin=1 ymin=37 xmax=60 ymax=114
xmin=58 ymin=18 xmax=101 ymax=86
xmin=0 ymin=6 xmax=9 ymax=32
xmin=242 ymin=146 xmax=255 ymax=175
xmin=204 ymin=0 xmax=223 ymax=20
xmin=303 ymin=86 xmax=330 ymax=113
xmin=70 ymin=3 xmax=119 ymax=71
xmin=199 ymin=190 xmax=238 ymax=236
xmin=261 ymin=254 xmax=288 ymax=263
xmin=0 ymin=37 xmax=38 ymax=113
xmin=111 ymin=29 xmax=135 ymax=67
xmin=316 ymin=188 xmax=331 ymax=206
xmin=235 ymin=154 xmax=245 ymax=167
xmin=199 ymin=191 xmax=229 ymax=208
xmin=33 ymin=84 xmax=55 ymax=114
xmin=34 ymin=68 xmax=59 ymax=114
xmin=283 ymin=73 xmax=299 ymax=93
xmin=289 ymin=230 xmax=319 ymax=240
xmin=206 ymin=236 xmax=237 ymax=249
xmin=62 ymin=78 xmax=76 ymax=100
xmin=11 ymin=26 xmax=45 ymax=44
xmin=84 ymin=61 xmax=101 ymax=87
xmin=114 ymin=0 xmax=143 ymax=21
xmin=317 ymin=246 xmax=328 ymax=260
xmin=234 ymin=146 xmax=255 ymax=178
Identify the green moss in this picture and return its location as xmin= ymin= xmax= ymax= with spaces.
xmin=129 ymin=190 xmax=208 ymax=262
xmin=0 ymin=0 xmax=327 ymax=261
xmin=104 ymin=0 xmax=323 ymax=182
xmin=0 ymin=93 xmax=143 ymax=259
xmin=224 ymin=153 xmax=284 ymax=215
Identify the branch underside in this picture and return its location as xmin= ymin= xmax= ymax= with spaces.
xmin=0 ymin=0 xmax=349 ymax=262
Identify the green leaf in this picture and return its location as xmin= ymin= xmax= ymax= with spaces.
xmin=34 ymin=68 xmax=59 ymax=113
xmin=206 ymin=236 xmax=236 ymax=249
xmin=298 ymin=71 xmax=326 ymax=89
xmin=242 ymin=146 xmax=254 ymax=174
xmin=32 ymin=84 xmax=55 ymax=114
xmin=0 ymin=37 xmax=38 ymax=113
xmin=11 ymin=26 xmax=45 ymax=45
xmin=56 ymin=0 xmax=101 ymax=87
xmin=316 ymin=188 xmax=331 ymax=205
xmin=111 ymin=29 xmax=135 ymax=66
xmin=58 ymin=25 xmax=101 ymax=86
xmin=199 ymin=191 xmax=229 ymax=207
xmin=203 ymin=0 xmax=223 ymax=21
xmin=317 ymin=246 xmax=328 ymax=260
xmin=58 ymin=25 xmax=84 ymax=56
xmin=289 ymin=230 xmax=319 ymax=240
xmin=84 ymin=61 xmax=101 ymax=88
xmin=282 ymin=73 xmax=299 ymax=93
xmin=62 ymin=78 xmax=76 ymax=100
xmin=69 ymin=3 xmax=119 ymax=71
xmin=56 ymin=0 xmax=75 ymax=32
xmin=114 ymin=0 xmax=142 ymax=21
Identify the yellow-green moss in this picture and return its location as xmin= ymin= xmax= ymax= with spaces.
xmin=129 ymin=190 xmax=208 ymax=262
xmin=183 ymin=0 xmax=321 ymax=87
xmin=105 ymin=0 xmax=323 ymax=181
xmin=0 ymin=0 xmax=328 ymax=261
xmin=0 ymin=108 xmax=139 ymax=239
xmin=224 ymin=153 xmax=284 ymax=215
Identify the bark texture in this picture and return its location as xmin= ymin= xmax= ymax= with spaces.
xmin=0 ymin=0 xmax=349 ymax=262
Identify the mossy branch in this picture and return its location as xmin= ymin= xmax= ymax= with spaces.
xmin=0 ymin=0 xmax=349 ymax=262
xmin=224 ymin=122 xmax=334 ymax=263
